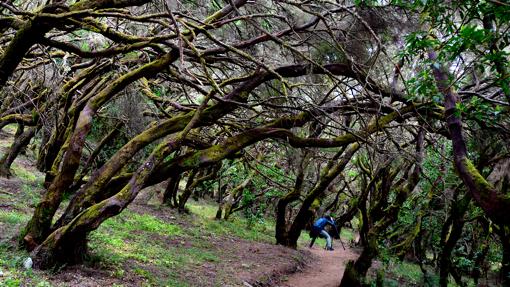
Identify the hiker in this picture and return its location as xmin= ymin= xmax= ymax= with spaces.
xmin=309 ymin=215 xmax=339 ymax=251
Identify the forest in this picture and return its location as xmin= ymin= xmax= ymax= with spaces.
xmin=0 ymin=0 xmax=509 ymax=286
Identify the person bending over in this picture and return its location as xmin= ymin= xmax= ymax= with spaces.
xmin=309 ymin=215 xmax=339 ymax=251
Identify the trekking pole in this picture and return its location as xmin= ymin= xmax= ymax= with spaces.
xmin=338 ymin=237 xmax=346 ymax=250
xmin=335 ymin=229 xmax=346 ymax=250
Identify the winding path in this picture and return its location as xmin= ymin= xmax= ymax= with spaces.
xmin=281 ymin=240 xmax=358 ymax=287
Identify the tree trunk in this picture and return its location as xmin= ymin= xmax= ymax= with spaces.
xmin=31 ymin=62 xmax=210 ymax=267
xmin=162 ymin=174 xmax=182 ymax=207
xmin=439 ymin=194 xmax=470 ymax=287
xmin=222 ymin=172 xmax=254 ymax=220
xmin=496 ymin=228 xmax=510 ymax=286
xmin=36 ymin=126 xmax=51 ymax=171
xmin=0 ymin=18 xmax=51 ymax=88
xmin=275 ymin=154 xmax=306 ymax=245
xmin=32 ymin=139 xmax=175 ymax=269
xmin=73 ymin=121 xmax=123 ymax=186
xmin=358 ymin=201 xmax=369 ymax=247
xmin=274 ymin=191 xmax=299 ymax=245
xmin=22 ymin=106 xmax=95 ymax=249
xmin=340 ymin=233 xmax=378 ymax=287
xmin=0 ymin=125 xmax=36 ymax=177
xmin=178 ymin=169 xmax=198 ymax=212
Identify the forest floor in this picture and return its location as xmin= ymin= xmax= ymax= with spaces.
xmin=0 ymin=125 xmax=359 ymax=287
xmin=280 ymin=244 xmax=358 ymax=287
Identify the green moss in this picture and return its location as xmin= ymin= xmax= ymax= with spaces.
xmin=462 ymin=158 xmax=496 ymax=192
xmin=310 ymin=198 xmax=321 ymax=210
xmin=2 ymin=124 xmax=17 ymax=133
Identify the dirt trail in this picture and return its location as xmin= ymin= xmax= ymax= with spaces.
xmin=281 ymin=240 xmax=358 ymax=287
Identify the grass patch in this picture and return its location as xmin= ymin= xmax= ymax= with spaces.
xmin=0 ymin=182 xmax=43 ymax=211
xmin=341 ymin=228 xmax=355 ymax=241
xmin=89 ymin=210 xmax=199 ymax=285
xmin=187 ymin=203 xmax=275 ymax=243
xmin=11 ymin=163 xmax=40 ymax=183
xmin=381 ymin=260 xmax=479 ymax=287
xmin=19 ymin=184 xmax=42 ymax=206
xmin=391 ymin=261 xmax=423 ymax=284
xmin=0 ymin=240 xmax=52 ymax=287
xmin=88 ymin=203 xmax=279 ymax=285
xmin=0 ymin=210 xmax=29 ymax=225
xmin=113 ymin=212 xmax=182 ymax=235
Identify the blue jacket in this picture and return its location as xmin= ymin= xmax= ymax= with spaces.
xmin=312 ymin=217 xmax=336 ymax=232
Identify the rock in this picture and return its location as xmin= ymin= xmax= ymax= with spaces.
xmin=243 ymin=282 xmax=253 ymax=287
xmin=241 ymin=263 xmax=250 ymax=268
xmin=23 ymin=257 xmax=33 ymax=269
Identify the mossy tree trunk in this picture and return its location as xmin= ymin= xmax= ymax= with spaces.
xmin=73 ymin=121 xmax=123 ymax=186
xmin=32 ymin=137 xmax=179 ymax=268
xmin=429 ymin=51 xmax=510 ymax=225
xmin=36 ymin=126 xmax=51 ymax=172
xmin=340 ymin=232 xmax=379 ymax=287
xmin=33 ymin=89 xmax=215 ymax=270
xmin=0 ymin=19 xmax=50 ymax=88
xmin=22 ymin=50 xmax=180 ymax=249
xmin=0 ymin=125 xmax=36 ymax=177
xmin=40 ymin=63 xmax=111 ymax=178
xmin=31 ymin=60 xmax=215 ymax=268
xmin=275 ymin=153 xmax=307 ymax=245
